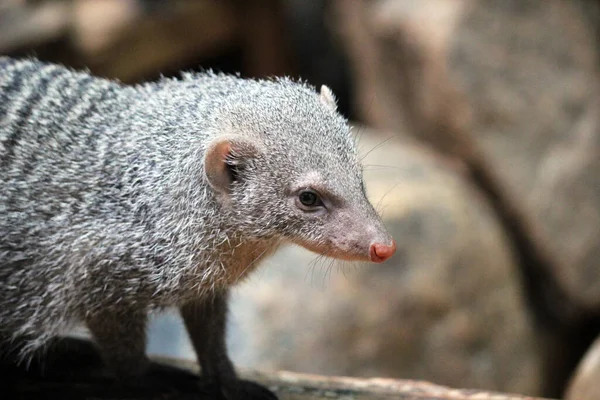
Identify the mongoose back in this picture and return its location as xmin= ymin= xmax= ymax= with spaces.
xmin=0 ymin=57 xmax=396 ymax=399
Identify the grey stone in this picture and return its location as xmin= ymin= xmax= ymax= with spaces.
xmin=566 ymin=334 xmax=600 ymax=400
xmin=333 ymin=0 xmax=600 ymax=309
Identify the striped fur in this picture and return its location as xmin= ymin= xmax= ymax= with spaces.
xmin=0 ymin=57 xmax=392 ymax=396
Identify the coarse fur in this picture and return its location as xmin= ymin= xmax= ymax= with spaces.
xmin=0 ymin=57 xmax=394 ymax=397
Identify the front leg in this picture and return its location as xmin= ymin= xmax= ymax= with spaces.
xmin=180 ymin=290 xmax=277 ymax=400
xmin=180 ymin=290 xmax=239 ymax=398
xmin=85 ymin=309 xmax=150 ymax=381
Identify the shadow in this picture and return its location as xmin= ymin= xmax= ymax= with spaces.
xmin=1 ymin=337 xmax=214 ymax=400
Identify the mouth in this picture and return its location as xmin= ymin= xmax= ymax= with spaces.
xmin=294 ymin=239 xmax=396 ymax=263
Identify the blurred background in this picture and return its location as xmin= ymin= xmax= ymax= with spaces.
xmin=1 ymin=1 xmax=599 ymax=399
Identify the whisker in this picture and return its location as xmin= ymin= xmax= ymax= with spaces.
xmin=309 ymin=251 xmax=334 ymax=287
xmin=340 ymin=260 xmax=352 ymax=280
xmin=307 ymin=254 xmax=324 ymax=287
xmin=375 ymin=181 xmax=402 ymax=215
xmin=337 ymin=262 xmax=344 ymax=280
xmin=305 ymin=255 xmax=318 ymax=283
xmin=353 ymin=125 xmax=366 ymax=152
xmin=235 ymin=247 xmax=271 ymax=283
xmin=359 ymin=136 xmax=395 ymax=162
xmin=362 ymin=164 xmax=406 ymax=171
xmin=322 ymin=262 xmax=330 ymax=289
xmin=320 ymin=258 xmax=331 ymax=287
xmin=325 ymin=257 xmax=336 ymax=286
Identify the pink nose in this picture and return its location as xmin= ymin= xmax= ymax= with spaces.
xmin=369 ymin=240 xmax=397 ymax=263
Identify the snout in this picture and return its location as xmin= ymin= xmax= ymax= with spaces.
xmin=292 ymin=204 xmax=397 ymax=264
xmin=369 ymin=239 xmax=397 ymax=263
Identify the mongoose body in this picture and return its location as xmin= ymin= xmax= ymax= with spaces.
xmin=0 ymin=58 xmax=396 ymax=398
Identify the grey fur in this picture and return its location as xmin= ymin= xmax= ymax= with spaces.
xmin=0 ymin=57 xmax=393 ymax=395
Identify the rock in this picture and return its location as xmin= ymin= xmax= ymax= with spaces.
xmin=244 ymin=369 xmax=552 ymax=400
xmin=566 ymin=334 xmax=600 ymax=400
xmin=226 ymin=128 xmax=541 ymax=395
xmin=331 ymin=1 xmax=600 ymax=396
xmin=448 ymin=1 xmax=600 ymax=309
xmin=332 ymin=0 xmax=600 ymax=310
xmin=4 ymin=336 xmax=551 ymax=400
xmin=70 ymin=0 xmax=239 ymax=82
xmin=0 ymin=1 xmax=71 ymax=53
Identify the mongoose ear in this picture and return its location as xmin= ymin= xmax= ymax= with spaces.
xmin=319 ymin=85 xmax=337 ymax=111
xmin=204 ymin=136 xmax=262 ymax=195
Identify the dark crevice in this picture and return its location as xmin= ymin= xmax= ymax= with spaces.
xmin=466 ymin=155 xmax=600 ymax=398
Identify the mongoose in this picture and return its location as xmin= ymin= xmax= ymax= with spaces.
xmin=0 ymin=57 xmax=396 ymax=398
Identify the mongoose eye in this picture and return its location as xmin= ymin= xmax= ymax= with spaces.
xmin=297 ymin=190 xmax=324 ymax=210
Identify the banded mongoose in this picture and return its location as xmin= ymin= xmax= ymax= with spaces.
xmin=0 ymin=57 xmax=397 ymax=398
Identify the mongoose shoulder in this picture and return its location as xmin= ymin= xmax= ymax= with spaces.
xmin=0 ymin=57 xmax=396 ymax=399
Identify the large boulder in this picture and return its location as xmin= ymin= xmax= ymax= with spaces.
xmin=448 ymin=1 xmax=600 ymax=308
xmin=566 ymin=334 xmax=600 ymax=400
xmin=331 ymin=1 xmax=600 ymax=396
xmin=332 ymin=0 xmax=600 ymax=310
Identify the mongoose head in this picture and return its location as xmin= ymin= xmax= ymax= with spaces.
xmin=203 ymin=79 xmax=396 ymax=263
